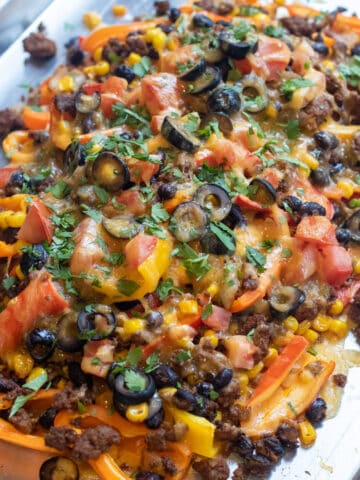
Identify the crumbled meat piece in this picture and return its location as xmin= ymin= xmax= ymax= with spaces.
xmin=8 ymin=408 xmax=34 ymax=434
xmin=52 ymin=383 xmax=92 ymax=411
xmin=126 ymin=34 xmax=149 ymax=56
xmin=217 ymin=378 xmax=240 ymax=408
xmin=161 ymin=457 xmax=177 ymax=476
xmin=252 ymin=322 xmax=273 ymax=360
xmin=0 ymin=375 xmax=23 ymax=395
xmin=161 ymin=421 xmax=188 ymax=442
xmin=221 ymin=404 xmax=249 ymax=426
xmin=0 ymin=108 xmax=24 ymax=138
xmin=325 ymin=71 xmax=347 ymax=107
xmin=23 ymin=31 xmax=56 ymax=59
xmin=295 ymin=300 xmax=321 ymax=322
xmin=243 ymin=454 xmax=274 ymax=477
xmin=154 ymin=1 xmax=170 ymax=16
xmin=349 ymin=292 xmax=360 ymax=324
xmin=232 ymin=465 xmax=246 ymax=480
xmin=102 ymin=38 xmax=129 ymax=63
xmin=194 ymin=0 xmax=214 ymax=11
xmin=298 ymin=95 xmax=332 ymax=132
xmin=237 ymin=313 xmax=268 ymax=335
xmin=73 ymin=426 xmax=121 ymax=461
xmin=242 ymin=263 xmax=259 ymax=291
xmin=66 ymin=46 xmax=84 ymax=66
xmin=145 ymin=428 xmax=168 ymax=451
xmin=215 ymin=421 xmax=242 ymax=441
xmin=276 ymin=423 xmax=299 ymax=450
xmin=217 ymin=1 xmax=234 ymax=15
xmin=54 ymin=93 xmax=76 ymax=116
xmin=142 ymin=451 xmax=177 ymax=477
xmin=281 ymin=16 xmax=319 ymax=36
xmin=233 ymin=433 xmax=254 ymax=457
xmin=193 ymin=456 xmax=230 ymax=480
xmin=306 ymin=361 xmax=324 ymax=376
xmin=333 ymin=373 xmax=347 ymax=387
xmin=332 ymin=41 xmax=347 ymax=61
xmin=255 ymin=435 xmax=285 ymax=462
xmin=343 ymin=91 xmax=360 ymax=125
xmin=45 ymin=426 xmax=79 ymax=450
xmin=238 ymin=405 xmax=251 ymax=422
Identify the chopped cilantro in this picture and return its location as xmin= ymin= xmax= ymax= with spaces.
xmin=176 ymin=350 xmax=191 ymax=363
xmin=197 ymin=120 xmax=221 ymax=139
xmin=10 ymin=371 xmax=48 ymax=417
xmin=151 ymin=203 xmax=170 ymax=223
xmin=209 ymin=222 xmax=236 ymax=251
xmin=263 ymin=24 xmax=284 ymax=38
xmin=94 ymin=185 xmax=110 ymax=204
xmin=173 ymin=243 xmax=211 ymax=280
xmin=246 ymin=245 xmax=266 ymax=273
xmin=286 ymin=119 xmax=301 ymax=140
xmin=339 ymin=55 xmax=360 ymax=88
xmin=2 ymin=276 xmax=16 ymax=291
xmin=280 ymin=77 xmax=314 ymax=100
xmin=103 ymin=252 xmax=124 ymax=266
xmin=287 ymin=401 xmax=298 ymax=416
xmin=145 ymin=353 xmax=160 ymax=373
xmin=156 ymin=278 xmax=183 ymax=301
xmin=117 ymin=279 xmax=140 ymax=296
xmin=281 ymin=248 xmax=293 ymax=258
xmin=209 ymin=390 xmax=219 ymax=400
xmin=259 ymin=239 xmax=279 ymax=251
xmin=183 ymin=113 xmax=199 ymax=133
xmin=127 ymin=347 xmax=143 ymax=367
xmin=232 ymin=20 xmax=251 ymax=41
xmin=77 ymin=400 xmax=87 ymax=413
xmin=112 ymin=102 xmax=150 ymax=129
xmin=133 ymin=56 xmax=153 ymax=78
xmin=80 ymin=204 xmax=102 ymax=222
xmin=201 ymin=303 xmax=213 ymax=320
xmin=124 ymin=369 xmax=146 ymax=391
xmin=138 ymin=215 xmax=166 ymax=239
xmin=48 ymin=180 xmax=71 ymax=199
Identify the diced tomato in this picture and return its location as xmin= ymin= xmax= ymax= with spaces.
xmin=81 ymin=340 xmax=115 ymax=378
xmin=160 ymin=44 xmax=202 ymax=74
xmin=0 ymin=167 xmax=18 ymax=189
xmin=234 ymin=58 xmax=252 ymax=75
xmin=151 ymin=114 xmax=165 ymax=135
xmin=17 ymin=200 xmax=54 ymax=243
xmin=125 ymin=234 xmax=157 ymax=268
xmin=0 ymin=272 xmax=68 ymax=356
xmin=282 ymin=241 xmax=318 ymax=284
xmin=202 ymin=305 xmax=231 ymax=332
xmin=335 ymin=280 xmax=360 ymax=306
xmin=235 ymin=194 xmax=268 ymax=212
xmin=82 ymin=83 xmax=103 ymax=95
xmin=115 ymin=190 xmax=146 ymax=215
xmin=129 ymin=160 xmax=160 ymax=184
xmin=102 ymin=76 xmax=128 ymax=96
xmin=318 ymin=245 xmax=353 ymax=287
xmin=254 ymin=35 xmax=291 ymax=81
xmin=224 ymin=335 xmax=258 ymax=370
xmin=100 ymin=93 xmax=123 ymax=118
xmin=141 ymin=73 xmax=183 ymax=116
xmin=295 ymin=216 xmax=337 ymax=247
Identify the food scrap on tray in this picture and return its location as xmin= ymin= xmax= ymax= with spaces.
xmin=0 ymin=0 xmax=360 ymax=479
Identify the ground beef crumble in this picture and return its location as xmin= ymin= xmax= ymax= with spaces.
xmin=52 ymin=383 xmax=92 ymax=411
xmin=72 ymin=425 xmax=121 ymax=461
xmin=45 ymin=426 xmax=79 ymax=451
xmin=23 ymin=26 xmax=56 ymax=59
xmin=8 ymin=408 xmax=35 ymax=434
xmin=193 ymin=456 xmax=230 ymax=480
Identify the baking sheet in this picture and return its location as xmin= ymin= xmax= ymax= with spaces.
xmin=0 ymin=0 xmax=359 ymax=478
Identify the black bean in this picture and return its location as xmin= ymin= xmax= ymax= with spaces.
xmin=169 ymin=7 xmax=181 ymax=23
xmin=157 ymin=23 xmax=175 ymax=34
xmin=351 ymin=43 xmax=360 ymax=56
xmin=329 ymin=163 xmax=345 ymax=175
xmin=314 ymin=131 xmax=339 ymax=150
xmin=196 ymin=382 xmax=214 ymax=398
xmin=233 ymin=433 xmax=254 ymax=456
xmin=312 ymin=42 xmax=329 ymax=55
xmin=136 ymin=472 xmax=164 ymax=480
xmin=336 ymin=228 xmax=351 ymax=244
xmin=310 ymin=167 xmax=330 ymax=187
xmin=216 ymin=20 xmax=232 ymax=27
xmin=146 ymin=311 xmax=164 ymax=328
xmin=114 ymin=64 xmax=135 ymax=83
xmin=151 ymin=365 xmax=179 ymax=388
xmin=305 ymin=397 xmax=327 ymax=425
xmin=38 ymin=408 xmax=57 ymax=429
xmin=193 ymin=13 xmax=214 ymax=29
xmin=145 ymin=408 xmax=164 ymax=429
xmin=172 ymin=389 xmax=197 ymax=411
xmin=67 ymin=46 xmax=84 ymax=66
xmin=280 ymin=195 xmax=302 ymax=212
xmin=213 ymin=368 xmax=233 ymax=390
xmin=299 ymin=201 xmax=326 ymax=216
xmin=158 ymin=183 xmax=177 ymax=200
xmin=5 ymin=172 xmax=31 ymax=196
xmin=276 ymin=423 xmax=299 ymax=450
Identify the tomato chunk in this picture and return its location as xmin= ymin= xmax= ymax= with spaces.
xmin=141 ymin=73 xmax=183 ymax=116
xmin=18 ymin=200 xmax=54 ymax=243
xmin=224 ymin=335 xmax=258 ymax=370
xmin=125 ymin=234 xmax=157 ymax=268
xmin=295 ymin=216 xmax=337 ymax=246
xmin=202 ymin=305 xmax=231 ymax=332
xmin=318 ymin=245 xmax=353 ymax=287
xmin=0 ymin=167 xmax=18 ymax=189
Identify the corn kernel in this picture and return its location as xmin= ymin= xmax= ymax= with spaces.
xmin=83 ymin=65 xmax=96 ymax=76
xmin=26 ymin=367 xmax=47 ymax=383
xmin=214 ymin=411 xmax=222 ymax=422
xmin=112 ymin=4 xmax=127 ymax=16
xmin=163 ymin=310 xmax=177 ymax=325
xmin=302 ymin=152 xmax=319 ymax=170
xmin=263 ymin=347 xmax=278 ymax=367
xmin=0 ymin=211 xmax=25 ymax=229
xmin=354 ymin=260 xmax=360 ymax=274
xmin=58 ymin=75 xmax=76 ymax=92
xmin=328 ymin=319 xmax=348 ymax=338
xmin=299 ymin=420 xmax=317 ymax=446
xmin=247 ymin=361 xmax=264 ymax=380
xmin=296 ymin=320 xmax=311 ymax=336
xmin=206 ymin=283 xmax=219 ymax=297
xmin=337 ymin=180 xmax=354 ymax=199
xmin=238 ymin=373 xmax=249 ymax=390
xmin=284 ymin=316 xmax=299 ymax=333
xmin=311 ymin=314 xmax=331 ymax=332
xmin=158 ymin=387 xmax=177 ymax=401
xmin=152 ymin=30 xmax=167 ymax=52
xmin=265 ymin=103 xmax=277 ymax=119
xmin=93 ymin=47 xmax=103 ymax=63
xmin=126 ymin=402 xmax=149 ymax=423
xmin=329 ymin=299 xmax=344 ymax=316
xmin=128 ymin=52 xmax=142 ymax=66
xmin=12 ymin=352 xmax=34 ymax=378
xmin=94 ymin=61 xmax=110 ymax=76
xmin=303 ymin=328 xmax=319 ymax=344
xmin=83 ymin=11 xmax=102 ymax=30
xmin=167 ymin=37 xmax=178 ymax=51
xmin=322 ymin=60 xmax=334 ymax=70
xmin=14 ymin=264 xmax=24 ymax=281
xmin=204 ymin=330 xmax=218 ymax=348
xmin=123 ymin=318 xmax=145 ymax=335
xmin=145 ymin=27 xmax=158 ymax=43
xmin=178 ymin=300 xmax=199 ymax=316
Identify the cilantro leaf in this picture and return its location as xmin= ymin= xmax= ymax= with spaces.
xmin=10 ymin=371 xmax=48 ymax=417
xmin=124 ymin=369 xmax=146 ymax=391
xmin=112 ymin=102 xmax=150 ymax=129
xmin=145 ymin=353 xmax=160 ymax=373
xmin=133 ymin=56 xmax=153 ymax=78
xmin=80 ymin=204 xmax=102 ymax=222
xmin=209 ymin=222 xmax=236 ymax=252
xmin=127 ymin=347 xmax=143 ymax=367
xmin=156 ymin=278 xmax=183 ymax=301
xmin=176 ymin=350 xmax=191 ymax=363
xmin=246 ymin=245 xmax=266 ymax=273
xmin=48 ymin=180 xmax=71 ymax=199
xmin=286 ymin=119 xmax=301 ymax=140
xmin=94 ymin=185 xmax=110 ymax=204
xmin=117 ymin=279 xmax=140 ymax=296
xmin=339 ymin=55 xmax=360 ymax=88
xmin=138 ymin=215 xmax=166 ymax=239
xmin=201 ymin=303 xmax=213 ymax=320
xmin=173 ymin=243 xmax=210 ymax=281
xmin=151 ymin=203 xmax=170 ymax=223
xmin=2 ymin=276 xmax=16 ymax=291
xmin=280 ymin=77 xmax=314 ymax=99
xmin=263 ymin=24 xmax=284 ymax=38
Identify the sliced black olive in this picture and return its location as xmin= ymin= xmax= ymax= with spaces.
xmin=203 ymin=39 xmax=225 ymax=64
xmin=219 ymin=29 xmax=258 ymax=59
xmin=314 ymin=131 xmax=339 ymax=150
xmin=312 ymin=42 xmax=329 ymax=55
xmin=223 ymin=204 xmax=247 ymax=229
xmin=336 ymin=227 xmax=351 ymax=244
xmin=213 ymin=368 xmax=233 ymax=390
xmin=114 ymin=64 xmax=135 ymax=83
xmin=179 ymin=58 xmax=207 ymax=81
xmin=161 ymin=116 xmax=201 ymax=153
xmin=136 ymin=472 xmax=163 ymax=480
xmin=194 ymin=184 xmax=232 ymax=222
xmin=345 ymin=209 xmax=360 ymax=232
xmin=145 ymin=311 xmax=164 ymax=328
xmin=145 ymin=407 xmax=164 ymax=429
xmin=299 ymin=201 xmax=326 ymax=217
xmin=57 ymin=312 xmax=84 ymax=353
xmin=38 ymin=407 xmax=57 ymax=429
xmin=199 ymin=112 xmax=233 ymax=135
xmin=68 ymin=362 xmax=91 ymax=387
xmin=351 ymin=43 xmax=360 ymax=56
xmin=92 ymin=151 xmax=130 ymax=192
xmin=75 ymin=90 xmax=101 ymax=114
xmin=310 ymin=167 xmax=330 ymax=187
xmin=169 ymin=7 xmax=181 ymax=22
xmin=170 ymin=201 xmax=208 ymax=242
xmin=158 ymin=182 xmax=177 ymax=200
xmin=207 ymin=86 xmax=241 ymax=115
xmin=188 ymin=66 xmax=222 ymax=95
xmin=39 ymin=456 xmax=79 ymax=480
xmin=102 ymin=214 xmax=142 ymax=239
xmin=5 ymin=171 xmax=31 ymax=196
xmin=20 ymin=244 xmax=48 ymax=275
xmin=240 ymin=74 xmax=268 ymax=113
xmin=305 ymin=397 xmax=327 ymax=425
xmin=151 ymin=364 xmax=179 ymax=388
xmin=280 ymin=195 xmax=302 ymax=213
xmin=193 ymin=13 xmax=214 ymax=29
xmin=63 ymin=141 xmax=86 ymax=174
xmin=269 ymin=286 xmax=305 ymax=319
xmin=26 ymin=328 xmax=56 ymax=362
xmin=77 ymin=304 xmax=116 ymax=341
xmin=200 ymin=230 xmax=236 ymax=255
xmin=248 ymin=178 xmax=276 ymax=207
xmin=172 ymin=388 xmax=198 ymax=412
xmin=113 ymin=369 xmax=156 ymax=405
